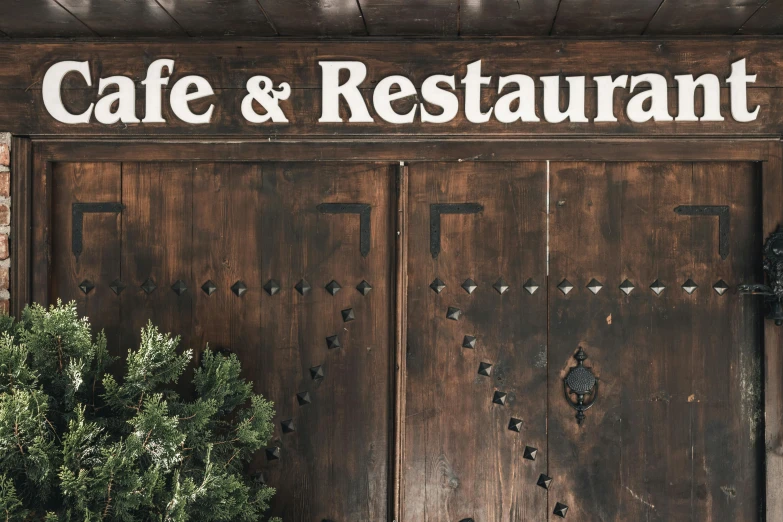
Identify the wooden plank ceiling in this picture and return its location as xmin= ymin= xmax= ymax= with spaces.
xmin=0 ymin=0 xmax=779 ymax=38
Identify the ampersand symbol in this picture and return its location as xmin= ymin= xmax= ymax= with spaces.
xmin=242 ymin=76 xmax=291 ymax=123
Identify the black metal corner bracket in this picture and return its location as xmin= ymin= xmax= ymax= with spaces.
xmin=563 ymin=347 xmax=599 ymax=425
xmin=317 ymin=203 xmax=372 ymax=257
xmin=429 ymin=203 xmax=484 ymax=258
xmin=72 ymin=202 xmax=125 ymax=261
xmin=740 ymin=226 xmax=783 ymax=325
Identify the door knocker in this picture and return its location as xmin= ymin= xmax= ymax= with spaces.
xmin=739 ymin=226 xmax=783 ymax=325
xmin=564 ymin=347 xmax=599 ymax=425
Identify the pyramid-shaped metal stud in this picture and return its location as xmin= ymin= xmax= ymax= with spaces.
xmin=171 ymin=280 xmax=188 ymax=296
xmin=295 ymin=279 xmax=311 ymax=296
xmin=462 ymin=335 xmax=477 ymax=349
xmin=296 ymin=391 xmax=311 ymax=406
xmin=492 ymin=391 xmax=508 ymax=406
xmin=252 ymin=471 xmax=267 ymax=485
xmin=309 ymin=365 xmax=324 ymax=380
xmin=553 ymin=502 xmax=569 ymax=518
xmin=558 ymin=278 xmax=574 ymax=295
xmin=461 ymin=278 xmax=478 ymax=294
xmin=341 ymin=308 xmax=355 ymax=322
xmin=231 ymin=280 xmax=247 ymax=297
xmin=141 ymin=278 xmax=157 ymax=294
xmin=523 ymin=446 xmax=538 ymax=461
xmin=78 ymin=279 xmax=95 ymax=295
xmin=650 ymin=279 xmax=666 ymax=296
xmin=537 ymin=474 xmax=553 ymax=490
xmin=326 ymin=335 xmax=341 ymax=350
xmin=281 ymin=419 xmax=295 ymax=434
xmin=713 ymin=279 xmax=730 ymax=296
xmin=263 ymin=279 xmax=280 ymax=296
xmin=430 ymin=278 xmax=446 ymax=294
xmin=325 ymin=280 xmax=341 ymax=295
xmin=493 ymin=277 xmax=509 ymax=295
xmin=508 ymin=417 xmax=523 ymax=432
xmin=109 ymin=278 xmax=126 ymax=295
xmin=682 ymin=278 xmax=698 ymax=295
xmin=478 ymin=362 xmax=493 ymax=376
xmin=356 ymin=280 xmax=373 ymax=296
xmin=201 ymin=280 xmax=217 ymax=296
xmin=446 ymin=307 xmax=462 ymax=321
xmin=265 ymin=446 xmax=281 ymax=461
xmin=586 ymin=278 xmax=603 ymax=295
xmin=619 ymin=279 xmax=635 ymax=295
xmin=523 ymin=278 xmax=539 ymax=295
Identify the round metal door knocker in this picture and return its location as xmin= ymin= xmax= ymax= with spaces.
xmin=563 ymin=347 xmax=598 ymax=425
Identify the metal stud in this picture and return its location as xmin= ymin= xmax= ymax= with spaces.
xmin=141 ymin=278 xmax=157 ymax=294
xmin=478 ymin=362 xmax=493 ymax=376
xmin=619 ymin=279 xmax=635 ymax=295
xmin=492 ymin=391 xmax=508 ymax=406
xmin=281 ymin=419 xmax=295 ymax=434
xmin=650 ymin=279 xmax=666 ymax=296
xmin=263 ymin=279 xmax=280 ymax=296
xmin=446 ymin=307 xmax=462 ymax=321
xmin=682 ymin=278 xmax=698 ymax=295
xmin=295 ymin=279 xmax=311 ymax=296
xmin=523 ymin=278 xmax=539 ymax=295
xmin=553 ymin=502 xmax=569 ymax=518
xmin=523 ymin=446 xmax=538 ymax=461
xmin=586 ymin=278 xmax=603 ymax=295
xmin=558 ymin=279 xmax=574 ymax=295
xmin=462 ymin=335 xmax=477 ymax=349
xmin=462 ymin=278 xmax=478 ymax=294
xmin=265 ymin=447 xmax=281 ymax=461
xmin=430 ymin=278 xmax=446 ymax=294
xmin=356 ymin=280 xmax=373 ymax=296
xmin=171 ymin=280 xmax=188 ymax=296
xmin=537 ymin=474 xmax=552 ymax=490
xmin=79 ymin=279 xmax=95 ymax=295
xmin=296 ymin=391 xmax=311 ymax=406
xmin=231 ymin=280 xmax=247 ymax=297
xmin=326 ymin=335 xmax=341 ymax=350
xmin=713 ymin=279 xmax=730 ymax=296
xmin=493 ymin=277 xmax=509 ymax=295
xmin=325 ymin=280 xmax=341 ymax=296
xmin=201 ymin=280 xmax=217 ymax=296
xmin=109 ymin=278 xmax=126 ymax=295
xmin=508 ymin=418 xmax=523 ymax=432
xmin=309 ymin=365 xmax=324 ymax=380
xmin=341 ymin=308 xmax=355 ymax=322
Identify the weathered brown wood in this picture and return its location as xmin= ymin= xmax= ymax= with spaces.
xmin=548 ymin=161 xmax=763 ymax=521
xmin=460 ymin=0 xmax=559 ymax=36
xmin=0 ymin=0 xmax=94 ymax=37
xmin=646 ymin=0 xmax=766 ymax=35
xmin=552 ymin=0 xmax=663 ymax=36
xmin=738 ymin=2 xmax=783 ymax=35
xmin=402 ymin=162 xmax=547 ymax=521
xmin=258 ymin=0 xmax=366 ymax=36
xmin=156 ymin=0 xmax=276 ymax=37
xmin=10 ymin=136 xmax=31 ymax=317
xmin=359 ymin=0 xmax=456 ymax=35
xmin=55 ymin=0 xmax=186 ymax=37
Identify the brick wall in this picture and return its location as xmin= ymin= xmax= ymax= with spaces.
xmin=0 ymin=134 xmax=10 ymax=314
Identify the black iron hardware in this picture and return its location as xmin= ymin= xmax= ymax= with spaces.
xmin=317 ymin=203 xmax=372 ymax=257
xmin=429 ymin=203 xmax=483 ymax=258
xmin=673 ymin=205 xmax=730 ymax=260
xmin=462 ymin=335 xmax=477 ymax=349
xmin=72 ymin=202 xmax=124 ymax=261
xmin=740 ymin=227 xmax=783 ymax=325
xmin=564 ymin=347 xmax=598 ymax=425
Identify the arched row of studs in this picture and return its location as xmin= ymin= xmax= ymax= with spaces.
xmin=440 ymin=280 xmax=569 ymax=519
xmin=262 ymin=280 xmax=370 ymax=466
xmin=431 ymin=277 xmax=732 ymax=297
xmin=77 ymin=277 xmax=373 ymax=298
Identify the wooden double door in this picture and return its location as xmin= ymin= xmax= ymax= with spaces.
xmin=48 ymin=159 xmax=764 ymax=521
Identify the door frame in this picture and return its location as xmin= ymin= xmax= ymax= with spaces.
xmin=14 ymin=136 xmax=783 ymax=520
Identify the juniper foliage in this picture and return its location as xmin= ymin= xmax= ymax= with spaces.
xmin=0 ymin=301 xmax=280 ymax=521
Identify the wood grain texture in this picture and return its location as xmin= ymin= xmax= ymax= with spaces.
xmin=55 ymin=0 xmax=185 ymax=37
xmin=10 ymin=137 xmax=31 ymax=317
xmin=155 ymin=0 xmax=276 ymax=36
xmin=258 ymin=0 xmax=366 ymax=36
xmin=0 ymin=0 xmax=94 ymax=37
xmin=646 ymin=0 xmax=766 ymax=35
xmin=739 ymin=1 xmax=783 ymax=34
xmin=359 ymin=0 xmax=457 ymax=35
xmin=552 ymin=0 xmax=663 ymax=36
xmin=548 ymin=161 xmax=763 ymax=521
xmin=460 ymin=0 xmax=559 ymax=36
xmin=402 ymin=162 xmax=547 ymax=522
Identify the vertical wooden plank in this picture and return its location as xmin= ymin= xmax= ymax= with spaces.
xmin=10 ymin=136 xmax=31 ymax=317
xmin=50 ymin=162 xmax=122 ymax=350
xmin=403 ymin=162 xmax=548 ymax=522
xmin=31 ymin=150 xmax=51 ymax=308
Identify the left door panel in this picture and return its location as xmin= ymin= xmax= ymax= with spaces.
xmin=49 ymin=161 xmax=397 ymax=521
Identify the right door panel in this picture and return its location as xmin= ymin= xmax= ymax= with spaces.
xmin=548 ymin=162 xmax=764 ymax=521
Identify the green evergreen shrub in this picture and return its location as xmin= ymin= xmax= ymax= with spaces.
xmin=0 ymin=300 xmax=280 ymax=521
